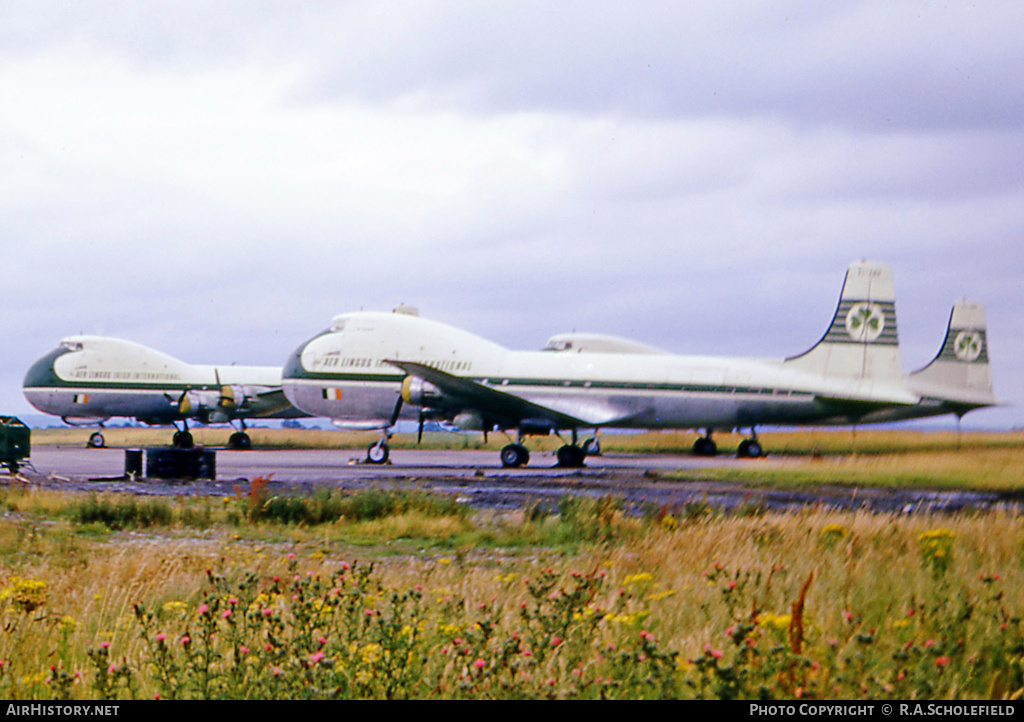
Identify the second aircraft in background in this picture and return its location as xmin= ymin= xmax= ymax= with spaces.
xmin=23 ymin=336 xmax=306 ymax=449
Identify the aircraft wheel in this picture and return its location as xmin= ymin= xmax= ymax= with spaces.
xmin=500 ymin=444 xmax=529 ymax=468
xmin=581 ymin=437 xmax=601 ymax=457
xmin=88 ymin=432 xmax=105 ymax=449
xmin=228 ymin=432 xmax=252 ymax=451
xmin=693 ymin=437 xmax=718 ymax=457
xmin=737 ymin=439 xmax=764 ymax=459
xmin=556 ymin=444 xmax=586 ymax=467
xmin=173 ymin=431 xmax=195 ymax=449
xmin=366 ymin=442 xmax=389 ymax=464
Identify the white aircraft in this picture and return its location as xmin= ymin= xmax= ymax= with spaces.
xmin=23 ymin=336 xmax=305 ymax=449
xmin=280 ymin=262 xmax=998 ymax=467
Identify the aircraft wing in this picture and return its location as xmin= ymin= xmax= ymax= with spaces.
xmin=385 ymin=360 xmax=631 ymax=428
xmin=247 ymin=387 xmax=311 ymax=418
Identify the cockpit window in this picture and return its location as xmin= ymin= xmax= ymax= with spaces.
xmin=329 ymin=320 xmax=347 ymax=333
xmin=60 ymin=341 xmax=83 ymax=352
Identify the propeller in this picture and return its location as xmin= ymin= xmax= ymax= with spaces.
xmin=177 ymin=389 xmax=191 ymax=416
xmin=388 ymin=394 xmax=404 ymax=427
xmin=215 ymin=369 xmax=236 ymax=411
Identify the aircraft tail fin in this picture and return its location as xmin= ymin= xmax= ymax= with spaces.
xmin=784 ymin=261 xmax=903 ymax=383
xmin=907 ymin=301 xmax=998 ymax=410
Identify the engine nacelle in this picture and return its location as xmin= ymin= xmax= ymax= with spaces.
xmin=400 ymin=376 xmax=443 ymax=407
xmin=178 ymin=385 xmax=247 ymax=422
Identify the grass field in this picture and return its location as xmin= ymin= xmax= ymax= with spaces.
xmin=3 ymin=430 xmax=1023 ymax=699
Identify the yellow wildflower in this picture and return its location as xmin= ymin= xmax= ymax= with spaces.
xmin=1 ymin=577 xmax=47 ymax=613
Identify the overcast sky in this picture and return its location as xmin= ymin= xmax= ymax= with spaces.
xmin=3 ymin=1 xmax=1022 ymax=429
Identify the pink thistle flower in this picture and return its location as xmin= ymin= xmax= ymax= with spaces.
xmin=239 ymin=646 xmax=249 ymax=655
xmin=318 ymin=636 xmax=327 ymax=646
xmin=924 ymin=639 xmax=935 ymax=648
xmin=262 ymin=608 xmax=272 ymax=617
xmin=222 ymin=610 xmax=231 ymax=620
xmin=340 ymin=561 xmax=351 ymax=570
xmin=473 ymin=658 xmax=485 ymax=669
xmin=843 ymin=610 xmax=853 ymax=622
xmin=99 ymin=641 xmax=110 ymax=649
xmin=286 ymin=553 xmax=296 ymax=560
xmin=197 ymin=604 xmax=208 ymax=615
xmin=309 ymin=651 xmax=325 ymax=664
xmin=935 ymin=656 xmax=951 ymax=668
xmin=180 ymin=635 xmax=190 ymax=645
xmin=265 ymin=644 xmax=272 ymax=652
xmin=228 ymin=597 xmax=238 ymax=606
xmin=108 ymin=664 xmax=116 ymax=674
xmin=551 ymin=636 xmax=562 ymax=647
xmin=155 ymin=633 xmax=166 ymax=642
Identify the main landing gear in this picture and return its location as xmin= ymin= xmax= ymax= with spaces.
xmin=500 ymin=443 xmax=530 ymax=468
xmin=737 ymin=435 xmax=764 ymax=459
xmin=227 ymin=421 xmax=252 ymax=450
xmin=172 ymin=422 xmax=194 ymax=449
xmin=502 ymin=430 xmax=599 ymax=469
xmin=692 ymin=429 xmax=766 ymax=458
xmin=87 ymin=431 xmax=105 ymax=449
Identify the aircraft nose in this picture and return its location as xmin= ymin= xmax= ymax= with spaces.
xmin=282 ymin=341 xmax=309 ymax=383
xmin=23 ymin=346 xmax=65 ymax=390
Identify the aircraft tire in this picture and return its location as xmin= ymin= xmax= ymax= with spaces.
xmin=737 ymin=439 xmax=764 ymax=459
xmin=228 ymin=432 xmax=253 ymax=451
xmin=693 ymin=437 xmax=718 ymax=457
xmin=366 ymin=442 xmax=389 ymax=465
xmin=500 ymin=444 xmax=529 ymax=468
xmin=173 ymin=431 xmax=195 ymax=450
xmin=87 ymin=432 xmax=105 ymax=449
xmin=556 ymin=444 xmax=586 ymax=467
